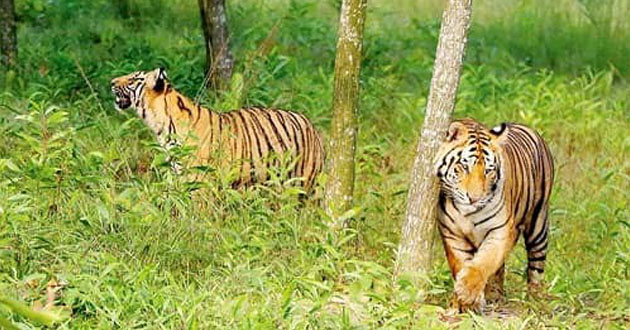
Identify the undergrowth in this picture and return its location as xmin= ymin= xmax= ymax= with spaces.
xmin=0 ymin=0 xmax=629 ymax=328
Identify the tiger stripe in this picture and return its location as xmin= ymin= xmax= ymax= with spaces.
xmin=110 ymin=68 xmax=324 ymax=191
xmin=435 ymin=118 xmax=554 ymax=312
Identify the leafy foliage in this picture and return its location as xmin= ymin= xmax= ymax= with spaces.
xmin=0 ymin=0 xmax=629 ymax=328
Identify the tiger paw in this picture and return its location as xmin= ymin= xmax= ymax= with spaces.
xmin=458 ymin=299 xmax=485 ymax=314
xmin=447 ymin=294 xmax=460 ymax=313
xmin=455 ymin=266 xmax=486 ymax=312
xmin=527 ymin=281 xmax=553 ymax=300
xmin=527 ymin=280 xmax=543 ymax=295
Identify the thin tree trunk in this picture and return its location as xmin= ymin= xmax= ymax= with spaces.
xmin=0 ymin=0 xmax=17 ymax=68
xmin=198 ymin=0 xmax=234 ymax=92
xmin=394 ymin=0 xmax=473 ymax=282
xmin=324 ymin=0 xmax=368 ymax=224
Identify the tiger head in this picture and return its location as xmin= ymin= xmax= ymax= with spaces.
xmin=110 ymin=68 xmax=169 ymax=112
xmin=435 ymin=119 xmax=508 ymax=207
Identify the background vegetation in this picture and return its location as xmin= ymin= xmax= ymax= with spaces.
xmin=0 ymin=0 xmax=629 ymax=328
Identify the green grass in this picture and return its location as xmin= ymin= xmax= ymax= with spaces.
xmin=1 ymin=0 xmax=629 ymax=328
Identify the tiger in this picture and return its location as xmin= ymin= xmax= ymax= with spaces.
xmin=435 ymin=118 xmax=554 ymax=312
xmin=110 ymin=68 xmax=324 ymax=191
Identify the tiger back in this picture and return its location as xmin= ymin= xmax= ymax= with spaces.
xmin=110 ymin=68 xmax=324 ymax=191
xmin=435 ymin=118 xmax=554 ymax=312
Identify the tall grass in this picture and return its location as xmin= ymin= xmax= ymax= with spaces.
xmin=0 ymin=0 xmax=629 ymax=328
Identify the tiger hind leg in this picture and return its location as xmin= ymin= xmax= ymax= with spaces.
xmin=524 ymin=204 xmax=550 ymax=295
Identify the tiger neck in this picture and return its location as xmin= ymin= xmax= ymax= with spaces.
xmin=138 ymin=87 xmax=215 ymax=147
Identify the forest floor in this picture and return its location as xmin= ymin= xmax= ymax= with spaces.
xmin=1 ymin=0 xmax=629 ymax=328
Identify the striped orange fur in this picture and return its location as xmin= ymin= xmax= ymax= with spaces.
xmin=111 ymin=68 xmax=324 ymax=190
xmin=435 ymin=118 xmax=554 ymax=312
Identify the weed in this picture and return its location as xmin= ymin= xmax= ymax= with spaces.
xmin=0 ymin=0 xmax=629 ymax=328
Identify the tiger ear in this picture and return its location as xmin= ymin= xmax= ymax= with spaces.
xmin=445 ymin=121 xmax=465 ymax=142
xmin=489 ymin=123 xmax=509 ymax=144
xmin=152 ymin=67 xmax=168 ymax=93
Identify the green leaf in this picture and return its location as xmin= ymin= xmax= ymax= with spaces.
xmin=46 ymin=110 xmax=69 ymax=126
xmin=0 ymin=297 xmax=66 ymax=326
xmin=0 ymin=316 xmax=20 ymax=330
xmin=337 ymin=207 xmax=361 ymax=224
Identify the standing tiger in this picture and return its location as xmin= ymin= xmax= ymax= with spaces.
xmin=435 ymin=118 xmax=554 ymax=312
xmin=110 ymin=68 xmax=324 ymax=190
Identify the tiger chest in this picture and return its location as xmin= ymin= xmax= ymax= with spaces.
xmin=440 ymin=199 xmax=509 ymax=248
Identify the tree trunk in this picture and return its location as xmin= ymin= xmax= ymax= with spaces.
xmin=323 ymin=0 xmax=368 ymax=225
xmin=394 ymin=0 xmax=473 ymax=283
xmin=0 ymin=0 xmax=17 ymax=68
xmin=198 ymin=0 xmax=234 ymax=92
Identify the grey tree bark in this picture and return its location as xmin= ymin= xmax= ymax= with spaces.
xmin=394 ymin=0 xmax=473 ymax=282
xmin=0 ymin=0 xmax=17 ymax=68
xmin=323 ymin=0 xmax=368 ymax=225
xmin=198 ymin=0 xmax=234 ymax=92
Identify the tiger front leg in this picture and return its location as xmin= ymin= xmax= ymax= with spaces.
xmin=440 ymin=235 xmax=476 ymax=312
xmin=455 ymin=224 xmax=516 ymax=313
xmin=454 ymin=264 xmax=486 ymax=313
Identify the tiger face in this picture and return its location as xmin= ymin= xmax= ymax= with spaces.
xmin=436 ymin=120 xmax=507 ymax=208
xmin=110 ymin=68 xmax=168 ymax=111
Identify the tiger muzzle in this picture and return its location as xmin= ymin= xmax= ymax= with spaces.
xmin=112 ymin=88 xmax=131 ymax=111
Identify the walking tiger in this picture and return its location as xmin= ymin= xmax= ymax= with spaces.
xmin=435 ymin=118 xmax=554 ymax=312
